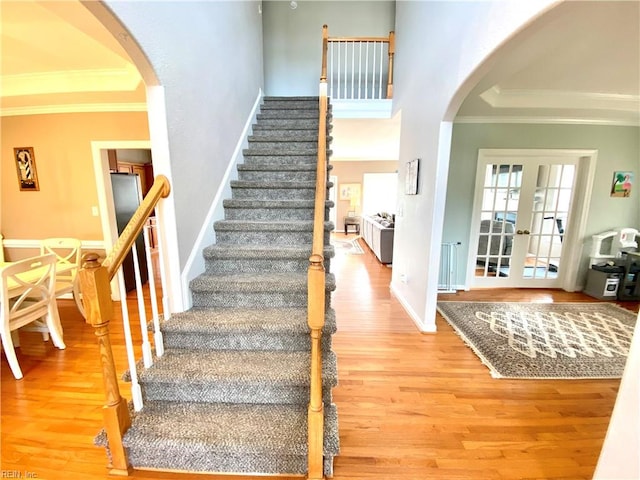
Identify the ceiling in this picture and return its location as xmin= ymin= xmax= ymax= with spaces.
xmin=0 ymin=0 xmax=145 ymax=116
xmin=1 ymin=1 xmax=638 ymax=157
xmin=455 ymin=0 xmax=640 ymax=126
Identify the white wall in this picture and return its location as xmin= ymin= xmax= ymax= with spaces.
xmin=262 ymin=0 xmax=395 ymax=96
xmin=391 ymin=0 xmax=556 ymax=331
xmin=594 ymin=312 xmax=640 ymax=479
xmin=104 ymin=0 xmax=264 ymax=272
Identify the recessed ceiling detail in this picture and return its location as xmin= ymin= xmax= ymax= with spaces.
xmin=480 ymin=86 xmax=640 ymax=113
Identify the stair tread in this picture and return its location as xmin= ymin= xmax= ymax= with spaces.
xmin=222 ymin=198 xmax=324 ymax=207
xmin=123 ymin=401 xmax=339 ymax=457
xmin=139 ymin=349 xmax=337 ymax=386
xmin=164 ymin=307 xmax=336 ymax=334
xmin=263 ymin=96 xmax=320 ymax=101
xmin=230 ymin=180 xmax=316 ymax=188
xmin=214 ymin=220 xmax=332 ymax=230
xmin=248 ymin=134 xmax=321 ymax=141
xmin=190 ymin=272 xmax=336 ymax=292
xmin=237 ymin=164 xmax=318 ymax=171
xmin=203 ymin=243 xmax=334 ymax=257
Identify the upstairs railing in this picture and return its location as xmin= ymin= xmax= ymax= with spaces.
xmin=327 ymin=29 xmax=395 ymax=100
xmin=307 ymin=24 xmax=330 ymax=480
xmin=78 ymin=175 xmax=171 ymax=475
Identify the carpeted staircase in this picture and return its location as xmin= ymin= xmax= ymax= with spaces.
xmin=96 ymin=96 xmax=340 ymax=476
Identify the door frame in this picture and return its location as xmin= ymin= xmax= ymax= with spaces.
xmin=91 ymin=140 xmax=151 ymax=300
xmin=465 ymin=148 xmax=598 ymax=291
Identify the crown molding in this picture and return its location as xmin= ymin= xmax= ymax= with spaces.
xmin=1 ymin=102 xmax=147 ymax=117
xmin=480 ymin=86 xmax=640 ymax=112
xmin=2 ymin=67 xmax=141 ymax=97
xmin=454 ymin=115 xmax=640 ymax=127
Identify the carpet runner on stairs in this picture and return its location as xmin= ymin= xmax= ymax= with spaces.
xmin=96 ymin=96 xmax=339 ymax=476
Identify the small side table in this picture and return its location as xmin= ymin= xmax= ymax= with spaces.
xmin=344 ymin=216 xmax=361 ymax=235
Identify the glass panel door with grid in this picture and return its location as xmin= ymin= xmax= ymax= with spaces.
xmin=470 ymin=155 xmax=577 ymax=288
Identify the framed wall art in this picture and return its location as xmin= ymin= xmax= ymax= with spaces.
xmin=405 ymin=158 xmax=419 ymax=195
xmin=14 ymin=147 xmax=40 ymax=191
xmin=610 ymin=171 xmax=633 ymax=198
xmin=339 ymin=183 xmax=361 ymax=201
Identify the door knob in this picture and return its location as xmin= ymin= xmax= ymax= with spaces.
xmin=523 ymin=229 xmax=530 ymax=235
xmin=517 ymin=230 xmax=523 ymax=235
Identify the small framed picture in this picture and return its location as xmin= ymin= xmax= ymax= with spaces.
xmin=405 ymin=158 xmax=419 ymax=195
xmin=610 ymin=171 xmax=633 ymax=197
xmin=14 ymin=147 xmax=40 ymax=191
xmin=340 ymin=183 xmax=360 ymax=200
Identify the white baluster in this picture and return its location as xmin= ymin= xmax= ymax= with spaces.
xmin=358 ymin=41 xmax=363 ymax=99
xmin=117 ymin=270 xmax=143 ymax=411
xmin=365 ymin=42 xmax=369 ymax=99
xmin=144 ymin=222 xmax=164 ymax=357
xmin=131 ymin=242 xmax=153 ymax=368
xmin=378 ymin=41 xmax=384 ymax=99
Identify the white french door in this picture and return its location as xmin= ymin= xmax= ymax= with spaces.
xmin=467 ymin=149 xmax=596 ymax=289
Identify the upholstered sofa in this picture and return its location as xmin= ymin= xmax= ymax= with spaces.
xmin=476 ymin=219 xmax=514 ymax=270
xmin=361 ymin=214 xmax=394 ymax=264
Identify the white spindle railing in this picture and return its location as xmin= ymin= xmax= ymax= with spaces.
xmin=327 ymin=33 xmax=395 ymax=100
xmin=115 ymin=181 xmax=167 ymax=413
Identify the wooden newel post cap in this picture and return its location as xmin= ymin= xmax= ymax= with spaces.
xmin=82 ymin=252 xmax=102 ymax=269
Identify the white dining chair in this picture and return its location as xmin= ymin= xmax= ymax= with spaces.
xmin=0 ymin=254 xmax=66 ymax=379
xmin=40 ymin=238 xmax=84 ymax=318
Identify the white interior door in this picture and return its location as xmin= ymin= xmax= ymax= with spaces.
xmin=469 ymin=150 xmax=584 ymax=288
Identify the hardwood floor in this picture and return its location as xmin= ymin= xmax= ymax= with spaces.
xmin=2 ymin=235 xmax=638 ymax=480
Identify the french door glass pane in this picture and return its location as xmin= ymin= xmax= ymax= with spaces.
xmin=475 ymin=164 xmax=521 ymax=278
xmin=525 ymin=164 xmax=575 ymax=279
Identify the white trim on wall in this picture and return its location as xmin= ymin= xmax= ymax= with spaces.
xmin=180 ymin=88 xmax=264 ymax=310
xmin=3 ymin=239 xmax=105 ymax=250
xmin=91 ymin=139 xmax=151 ymax=302
xmin=390 ymin=282 xmax=436 ymax=333
xmin=454 ymin=116 xmax=640 ymax=127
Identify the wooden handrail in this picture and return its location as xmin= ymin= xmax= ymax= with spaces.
xmin=328 ymin=35 xmax=390 ymax=42
xmin=103 ymin=175 xmax=171 ymax=280
xmin=307 ymin=25 xmax=329 ymax=480
xmin=78 ymin=175 xmax=171 ymax=475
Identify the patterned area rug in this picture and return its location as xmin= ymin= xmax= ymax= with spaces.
xmin=437 ymin=301 xmax=639 ymax=379
xmin=331 ymin=237 xmax=364 ymax=255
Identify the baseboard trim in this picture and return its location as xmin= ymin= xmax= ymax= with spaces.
xmin=390 ymin=281 xmax=437 ymax=333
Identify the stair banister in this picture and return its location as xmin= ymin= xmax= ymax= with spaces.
xmin=327 ymin=30 xmax=395 ymax=100
xmin=307 ymin=24 xmax=329 ymax=480
xmin=78 ymin=174 xmax=171 ymax=475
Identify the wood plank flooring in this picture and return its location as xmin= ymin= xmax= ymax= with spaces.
xmin=2 ymin=235 xmax=638 ymax=480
